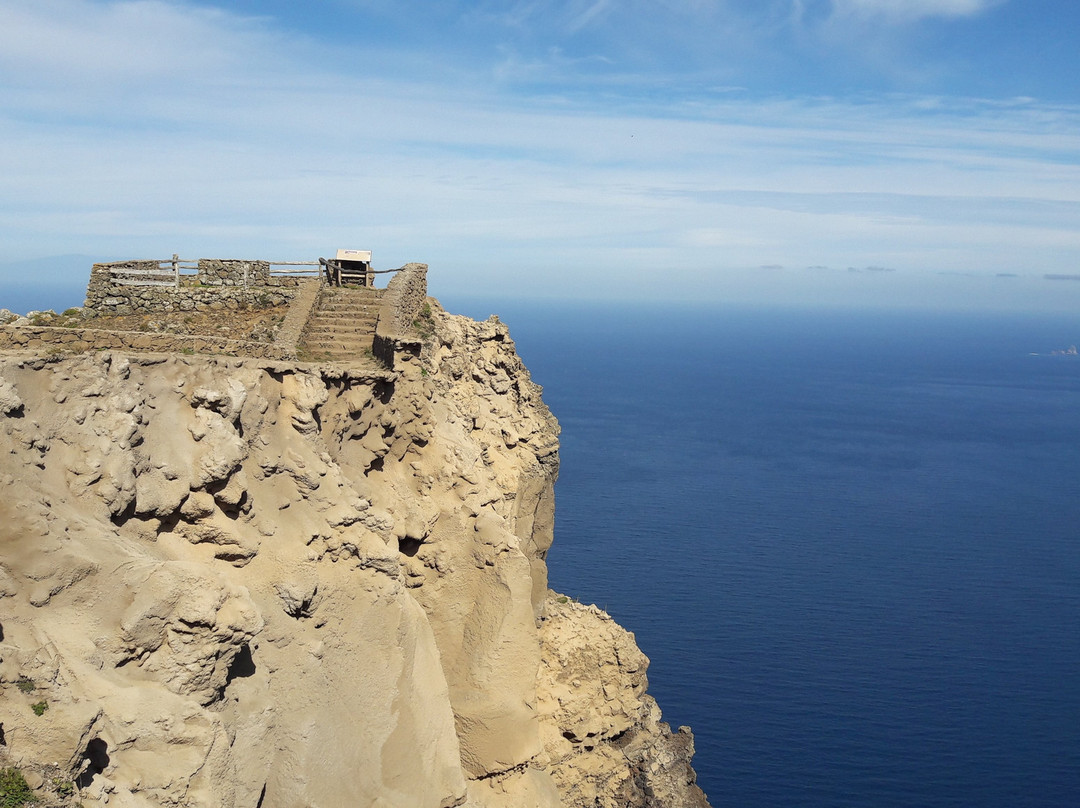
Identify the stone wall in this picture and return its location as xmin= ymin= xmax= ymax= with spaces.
xmin=197 ymin=259 xmax=270 ymax=286
xmin=373 ymin=263 xmax=428 ymax=366
xmin=0 ymin=325 xmax=295 ymax=360
xmin=272 ymin=280 xmax=322 ymax=354
xmin=84 ymin=261 xmax=301 ymax=317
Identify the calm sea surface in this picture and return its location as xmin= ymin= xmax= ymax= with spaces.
xmin=447 ymin=299 xmax=1080 ymax=808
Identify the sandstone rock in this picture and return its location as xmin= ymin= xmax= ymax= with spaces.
xmin=0 ymin=301 xmax=711 ymax=808
xmin=536 ymin=594 xmax=711 ymax=808
xmin=0 ymin=374 xmax=23 ymax=415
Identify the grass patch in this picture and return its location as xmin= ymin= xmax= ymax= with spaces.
xmin=412 ymin=302 xmax=435 ymax=340
xmin=0 ymin=767 xmax=33 ymax=807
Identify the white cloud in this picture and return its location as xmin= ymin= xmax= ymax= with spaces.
xmin=830 ymin=0 xmax=1003 ymax=22
xmin=565 ymin=0 xmax=614 ymax=32
xmin=0 ymin=0 xmax=1077 ymax=308
xmin=0 ymin=0 xmax=283 ymax=87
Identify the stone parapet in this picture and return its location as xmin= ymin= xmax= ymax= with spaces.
xmin=373 ymin=263 xmax=428 ymax=367
xmin=197 ymin=259 xmax=270 ymax=286
xmin=0 ymin=325 xmax=295 ymax=360
xmin=273 ymin=279 xmax=322 ymax=353
xmin=84 ymin=262 xmax=302 ymax=317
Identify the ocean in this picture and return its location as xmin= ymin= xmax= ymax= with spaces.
xmin=446 ymin=299 xmax=1080 ymax=808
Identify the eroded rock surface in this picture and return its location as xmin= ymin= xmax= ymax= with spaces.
xmin=0 ymin=301 xmax=710 ymax=807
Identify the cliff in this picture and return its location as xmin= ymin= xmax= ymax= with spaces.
xmin=0 ymin=299 xmax=710 ymax=807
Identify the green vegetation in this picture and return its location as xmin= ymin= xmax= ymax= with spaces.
xmin=412 ymin=302 xmax=435 ymax=340
xmin=15 ymin=679 xmax=35 ymax=694
xmin=0 ymin=767 xmax=33 ymax=807
xmin=31 ymin=700 xmax=48 ymax=716
xmin=52 ymin=778 xmax=75 ymax=798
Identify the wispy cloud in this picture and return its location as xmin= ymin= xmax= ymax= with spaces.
xmin=0 ymin=0 xmax=1077 ymax=310
xmin=0 ymin=0 xmax=280 ymax=87
xmin=829 ymin=0 xmax=1004 ymax=22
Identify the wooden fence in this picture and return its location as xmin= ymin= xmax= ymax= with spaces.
xmin=106 ymin=256 xmax=196 ymax=287
xmin=269 ymin=261 xmax=321 ymax=277
xmin=104 ymin=257 xmax=323 ymax=287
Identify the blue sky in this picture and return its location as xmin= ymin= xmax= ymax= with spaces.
xmin=2 ymin=0 xmax=1080 ymax=310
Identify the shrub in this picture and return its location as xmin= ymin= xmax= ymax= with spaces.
xmin=31 ymin=700 xmax=48 ymax=716
xmin=15 ymin=679 xmax=34 ymax=694
xmin=0 ymin=767 xmax=33 ymax=807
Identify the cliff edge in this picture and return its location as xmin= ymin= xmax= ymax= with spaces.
xmin=0 ymin=298 xmax=710 ymax=807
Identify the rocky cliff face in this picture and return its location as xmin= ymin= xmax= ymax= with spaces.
xmin=0 ymin=301 xmax=710 ymax=807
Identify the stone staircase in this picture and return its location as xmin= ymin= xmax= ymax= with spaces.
xmin=298 ymin=286 xmax=383 ymax=363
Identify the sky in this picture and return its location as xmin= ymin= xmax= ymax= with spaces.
xmin=2 ymin=0 xmax=1080 ymax=310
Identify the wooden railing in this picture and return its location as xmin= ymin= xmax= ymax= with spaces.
xmin=101 ymin=257 xmax=404 ymax=288
xmin=269 ymin=261 xmax=321 ymax=277
xmin=103 ymin=257 xmax=325 ymax=287
xmin=106 ymin=255 xmax=196 ymax=287
xmin=318 ymin=257 xmax=402 ymax=287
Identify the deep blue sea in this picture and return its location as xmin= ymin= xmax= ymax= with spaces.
xmin=447 ymin=299 xmax=1080 ymax=808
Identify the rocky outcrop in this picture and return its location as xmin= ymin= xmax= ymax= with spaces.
xmin=536 ymin=598 xmax=711 ymax=808
xmin=0 ymin=299 xmax=710 ymax=807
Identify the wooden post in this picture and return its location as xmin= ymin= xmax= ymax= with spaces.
xmin=172 ymin=253 xmax=179 ymax=287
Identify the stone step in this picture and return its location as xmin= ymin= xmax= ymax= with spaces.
xmin=307 ymin=319 xmax=375 ymax=328
xmin=303 ymin=339 xmax=373 ymax=352
xmin=306 ymin=311 xmax=378 ymax=321
xmin=304 ymin=347 xmax=380 ymax=360
xmin=308 ymin=314 xmax=377 ymax=323
xmin=304 ymin=315 xmax=380 ymax=328
xmin=297 ymin=287 xmax=385 ymax=365
xmin=319 ymin=291 xmax=382 ymax=300
xmin=304 ymin=333 xmax=373 ymax=344
xmin=321 ymin=291 xmax=382 ymax=302
xmin=304 ymin=328 xmax=375 ymax=340
xmin=316 ymin=303 xmax=380 ymax=312
xmin=315 ymin=310 xmax=379 ymax=320
xmin=309 ymin=306 xmax=380 ymax=315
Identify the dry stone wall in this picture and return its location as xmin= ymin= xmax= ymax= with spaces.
xmin=373 ymin=263 xmax=428 ymax=366
xmin=0 ymin=325 xmax=297 ymax=361
xmin=196 ymin=259 xmax=270 ymax=286
xmin=84 ymin=261 xmax=301 ymax=318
